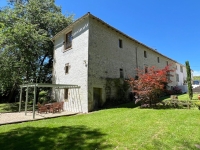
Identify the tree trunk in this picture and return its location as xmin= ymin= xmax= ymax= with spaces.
xmin=8 ymin=84 xmax=17 ymax=103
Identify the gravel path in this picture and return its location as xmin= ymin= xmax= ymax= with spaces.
xmin=0 ymin=111 xmax=77 ymax=125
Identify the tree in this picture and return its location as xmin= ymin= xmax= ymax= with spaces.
xmin=193 ymin=76 xmax=200 ymax=81
xmin=185 ymin=61 xmax=193 ymax=100
xmin=0 ymin=0 xmax=73 ymax=102
xmin=128 ymin=65 xmax=173 ymax=107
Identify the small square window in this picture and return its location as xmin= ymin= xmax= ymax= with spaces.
xmin=144 ymin=51 xmax=147 ymax=58
xmin=119 ymin=39 xmax=123 ymax=48
xmin=176 ymin=74 xmax=179 ymax=82
xmin=157 ymin=57 xmax=160 ymax=63
xmin=145 ymin=66 xmax=148 ymax=73
xmin=64 ymin=88 xmax=69 ymax=100
xmin=167 ymin=71 xmax=171 ymax=81
xmin=64 ymin=31 xmax=72 ymax=50
xmin=180 ymin=66 xmax=183 ymax=73
xmin=120 ymin=68 xmax=124 ymax=78
xmin=65 ymin=63 xmax=69 ymax=74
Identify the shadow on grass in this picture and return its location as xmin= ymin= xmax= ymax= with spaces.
xmin=115 ymin=101 xmax=140 ymax=108
xmin=0 ymin=125 xmax=113 ymax=150
xmin=101 ymin=101 xmax=140 ymax=110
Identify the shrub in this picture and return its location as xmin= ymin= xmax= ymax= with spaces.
xmin=172 ymin=86 xmax=182 ymax=94
xmin=128 ymin=65 xmax=174 ymax=106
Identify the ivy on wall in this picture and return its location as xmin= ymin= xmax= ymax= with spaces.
xmin=104 ymin=78 xmax=130 ymax=107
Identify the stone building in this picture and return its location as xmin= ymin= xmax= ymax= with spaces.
xmin=175 ymin=63 xmax=188 ymax=93
xmin=52 ymin=13 xmax=183 ymax=113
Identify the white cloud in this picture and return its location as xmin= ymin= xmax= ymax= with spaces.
xmin=193 ymin=70 xmax=200 ymax=76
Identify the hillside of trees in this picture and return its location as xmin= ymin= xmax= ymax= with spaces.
xmin=193 ymin=76 xmax=200 ymax=80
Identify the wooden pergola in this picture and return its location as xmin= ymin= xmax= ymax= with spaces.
xmin=19 ymin=83 xmax=80 ymax=119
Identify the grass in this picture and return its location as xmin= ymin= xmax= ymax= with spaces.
xmin=160 ymin=93 xmax=199 ymax=101
xmin=0 ymin=102 xmax=200 ymax=149
xmin=0 ymin=102 xmax=33 ymax=113
xmin=0 ymin=93 xmax=198 ymax=113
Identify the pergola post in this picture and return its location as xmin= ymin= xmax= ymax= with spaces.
xmin=78 ymin=89 xmax=83 ymax=112
xmin=19 ymin=83 xmax=81 ymax=116
xmin=33 ymin=84 xmax=36 ymax=119
xmin=25 ymin=86 xmax=29 ymax=115
xmin=19 ymin=86 xmax=22 ymax=112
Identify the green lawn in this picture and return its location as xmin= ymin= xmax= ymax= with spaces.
xmin=0 ymin=93 xmax=198 ymax=113
xmin=159 ymin=93 xmax=199 ymax=101
xmin=0 ymin=102 xmax=200 ymax=149
xmin=0 ymin=102 xmax=33 ymax=113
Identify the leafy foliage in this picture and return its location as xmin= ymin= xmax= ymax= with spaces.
xmin=185 ymin=61 xmax=193 ymax=100
xmin=103 ymin=78 xmax=130 ymax=108
xmin=128 ymin=65 xmax=173 ymax=106
xmin=165 ymin=86 xmax=182 ymax=95
xmin=193 ymin=76 xmax=200 ymax=81
xmin=0 ymin=0 xmax=73 ymax=102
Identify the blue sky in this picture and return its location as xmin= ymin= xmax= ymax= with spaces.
xmin=1 ymin=0 xmax=200 ymax=75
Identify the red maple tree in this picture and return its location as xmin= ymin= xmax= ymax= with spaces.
xmin=128 ymin=65 xmax=173 ymax=107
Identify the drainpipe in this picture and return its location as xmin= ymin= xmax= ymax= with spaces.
xmin=135 ymin=46 xmax=139 ymax=79
xmin=135 ymin=46 xmax=138 ymax=69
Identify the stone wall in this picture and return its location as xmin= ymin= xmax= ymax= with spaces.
xmin=88 ymin=16 xmax=176 ymax=111
xmin=52 ymin=17 xmax=89 ymax=113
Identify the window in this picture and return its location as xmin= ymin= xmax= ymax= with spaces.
xmin=119 ymin=39 xmax=123 ymax=48
xmin=157 ymin=57 xmax=160 ymax=63
xmin=65 ymin=31 xmax=72 ymax=49
xmin=120 ymin=68 xmax=124 ymax=78
xmin=65 ymin=63 xmax=69 ymax=74
xmin=176 ymin=73 xmax=179 ymax=82
xmin=64 ymin=88 xmax=69 ymax=100
xmin=145 ymin=66 xmax=148 ymax=73
xmin=176 ymin=65 xmax=177 ymax=70
xmin=167 ymin=71 xmax=170 ymax=81
xmin=144 ymin=51 xmax=147 ymax=58
xmin=180 ymin=66 xmax=183 ymax=73
xmin=166 ymin=61 xmax=168 ymax=66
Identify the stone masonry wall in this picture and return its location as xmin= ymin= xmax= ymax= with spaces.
xmin=52 ymin=18 xmax=89 ymax=113
xmin=88 ymin=16 xmax=176 ymax=111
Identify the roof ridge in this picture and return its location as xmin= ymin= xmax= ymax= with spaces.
xmin=52 ymin=12 xmax=179 ymax=64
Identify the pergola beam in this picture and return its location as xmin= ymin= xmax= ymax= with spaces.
xmin=18 ymin=83 xmax=80 ymax=119
xmin=20 ymin=83 xmax=80 ymax=88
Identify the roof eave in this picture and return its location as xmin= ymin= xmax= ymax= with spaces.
xmin=51 ymin=12 xmax=90 ymax=41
